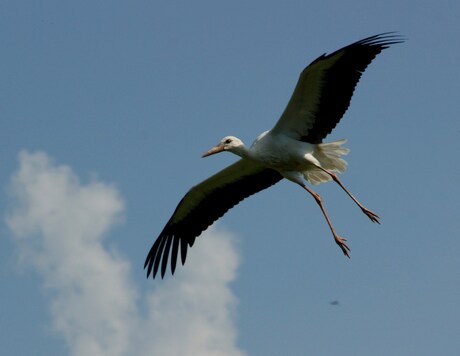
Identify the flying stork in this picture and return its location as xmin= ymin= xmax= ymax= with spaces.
xmin=145 ymin=33 xmax=403 ymax=279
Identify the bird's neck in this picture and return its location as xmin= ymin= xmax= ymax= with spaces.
xmin=230 ymin=145 xmax=252 ymax=159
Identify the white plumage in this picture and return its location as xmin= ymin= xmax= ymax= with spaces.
xmin=145 ymin=33 xmax=403 ymax=279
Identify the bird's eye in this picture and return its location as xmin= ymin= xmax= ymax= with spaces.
xmin=224 ymin=139 xmax=232 ymax=144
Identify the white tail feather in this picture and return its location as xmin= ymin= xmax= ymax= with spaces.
xmin=303 ymin=139 xmax=350 ymax=185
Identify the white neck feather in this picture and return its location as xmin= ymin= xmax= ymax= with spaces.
xmin=229 ymin=144 xmax=252 ymax=159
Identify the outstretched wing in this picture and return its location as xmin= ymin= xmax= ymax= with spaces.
xmin=145 ymin=159 xmax=282 ymax=278
xmin=271 ymin=33 xmax=404 ymax=144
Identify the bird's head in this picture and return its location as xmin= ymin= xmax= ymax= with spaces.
xmin=202 ymin=136 xmax=245 ymax=158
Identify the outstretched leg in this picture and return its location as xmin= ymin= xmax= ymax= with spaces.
xmin=316 ymin=166 xmax=380 ymax=224
xmin=300 ymin=184 xmax=350 ymax=258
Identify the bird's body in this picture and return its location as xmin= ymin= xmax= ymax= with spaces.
xmin=249 ymin=131 xmax=319 ymax=171
xmin=145 ymin=33 xmax=404 ymax=279
xmin=220 ymin=132 xmax=349 ymax=185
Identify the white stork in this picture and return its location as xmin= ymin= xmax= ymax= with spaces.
xmin=145 ymin=33 xmax=403 ymax=279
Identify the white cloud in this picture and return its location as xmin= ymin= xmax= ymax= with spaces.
xmin=138 ymin=228 xmax=244 ymax=356
xmin=6 ymin=150 xmax=245 ymax=356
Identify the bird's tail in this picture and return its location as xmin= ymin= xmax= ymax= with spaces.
xmin=303 ymin=139 xmax=350 ymax=185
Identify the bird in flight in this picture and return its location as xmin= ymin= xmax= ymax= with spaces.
xmin=145 ymin=33 xmax=403 ymax=279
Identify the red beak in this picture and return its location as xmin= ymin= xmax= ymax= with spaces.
xmin=202 ymin=143 xmax=225 ymax=158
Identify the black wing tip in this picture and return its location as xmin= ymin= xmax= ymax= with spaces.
xmin=144 ymin=231 xmax=192 ymax=280
xmin=358 ymin=32 xmax=406 ymax=48
xmin=144 ymin=246 xmax=159 ymax=279
xmin=144 ymin=232 xmax=175 ymax=280
xmin=308 ymin=32 xmax=405 ymax=69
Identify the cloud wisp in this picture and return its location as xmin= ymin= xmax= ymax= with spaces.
xmin=6 ymin=151 xmax=245 ymax=356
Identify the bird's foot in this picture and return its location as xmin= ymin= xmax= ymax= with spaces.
xmin=334 ymin=235 xmax=351 ymax=258
xmin=361 ymin=207 xmax=380 ymax=224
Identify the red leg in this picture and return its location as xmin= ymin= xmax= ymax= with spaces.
xmin=316 ymin=167 xmax=380 ymax=224
xmin=301 ymin=184 xmax=350 ymax=258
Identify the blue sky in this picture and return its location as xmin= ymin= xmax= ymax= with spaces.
xmin=1 ymin=1 xmax=459 ymax=355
